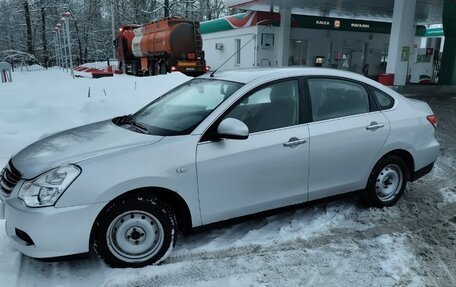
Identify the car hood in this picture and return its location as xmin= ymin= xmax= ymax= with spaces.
xmin=11 ymin=120 xmax=163 ymax=179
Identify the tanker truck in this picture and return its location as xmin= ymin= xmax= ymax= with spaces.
xmin=116 ymin=17 xmax=207 ymax=76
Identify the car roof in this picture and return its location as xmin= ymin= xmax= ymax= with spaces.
xmin=199 ymin=67 xmax=372 ymax=84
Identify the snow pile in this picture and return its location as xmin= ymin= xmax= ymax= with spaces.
xmin=172 ymin=202 xmax=366 ymax=256
xmin=439 ymin=186 xmax=456 ymax=204
xmin=16 ymin=64 xmax=46 ymax=72
xmin=0 ymin=224 xmax=22 ymax=285
xmin=80 ymin=60 xmax=120 ymax=71
xmin=0 ymin=69 xmax=190 ymax=167
xmin=373 ymin=234 xmax=426 ymax=286
xmin=81 ymin=60 xmax=119 ymax=69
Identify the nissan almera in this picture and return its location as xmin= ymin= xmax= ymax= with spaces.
xmin=0 ymin=68 xmax=439 ymax=267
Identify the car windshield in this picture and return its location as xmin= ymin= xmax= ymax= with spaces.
xmin=130 ymin=79 xmax=243 ymax=136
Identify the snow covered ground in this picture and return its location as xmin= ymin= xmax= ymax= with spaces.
xmin=0 ymin=69 xmax=455 ymax=287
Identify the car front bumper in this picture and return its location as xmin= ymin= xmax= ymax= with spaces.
xmin=3 ymin=197 xmax=106 ymax=258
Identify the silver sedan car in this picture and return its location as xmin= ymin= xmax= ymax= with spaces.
xmin=0 ymin=68 xmax=439 ymax=268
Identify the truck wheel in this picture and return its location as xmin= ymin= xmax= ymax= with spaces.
xmin=154 ymin=62 xmax=160 ymax=75
xmin=365 ymin=155 xmax=408 ymax=207
xmin=160 ymin=63 xmax=167 ymax=74
xmin=148 ymin=61 xmax=154 ymax=76
xmin=132 ymin=62 xmax=138 ymax=76
xmin=93 ymin=196 xmax=177 ymax=268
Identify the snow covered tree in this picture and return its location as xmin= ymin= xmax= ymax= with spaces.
xmin=0 ymin=0 xmax=231 ymax=66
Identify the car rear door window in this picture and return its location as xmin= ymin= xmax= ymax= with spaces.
xmin=308 ymin=78 xmax=370 ymax=121
xmin=370 ymin=87 xmax=395 ymax=110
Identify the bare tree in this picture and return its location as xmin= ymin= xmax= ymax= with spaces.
xmin=23 ymin=0 xmax=34 ymax=54
xmin=164 ymin=0 xmax=170 ymax=17
xmin=40 ymin=5 xmax=49 ymax=67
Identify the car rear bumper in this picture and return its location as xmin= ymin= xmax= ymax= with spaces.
xmin=413 ymin=136 xmax=439 ymax=176
xmin=411 ymin=162 xmax=435 ymax=181
xmin=4 ymin=198 xmax=105 ymax=258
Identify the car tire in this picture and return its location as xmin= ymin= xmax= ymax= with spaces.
xmin=93 ymin=196 xmax=177 ymax=268
xmin=366 ymin=155 xmax=408 ymax=207
xmin=148 ymin=61 xmax=154 ymax=76
xmin=160 ymin=63 xmax=167 ymax=74
xmin=132 ymin=62 xmax=138 ymax=76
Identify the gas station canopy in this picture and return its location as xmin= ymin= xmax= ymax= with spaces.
xmin=226 ymin=0 xmax=444 ymax=24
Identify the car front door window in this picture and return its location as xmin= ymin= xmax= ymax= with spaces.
xmin=224 ymin=80 xmax=300 ymax=133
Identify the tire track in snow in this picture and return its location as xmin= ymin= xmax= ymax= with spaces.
xmin=102 ymin=231 xmax=419 ymax=287
xmin=402 ymin=95 xmax=456 ymax=287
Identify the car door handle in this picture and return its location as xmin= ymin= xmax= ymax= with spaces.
xmin=366 ymin=122 xmax=385 ymax=131
xmin=283 ymin=138 xmax=307 ymax=148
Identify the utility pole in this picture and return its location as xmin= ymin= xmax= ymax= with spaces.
xmin=57 ymin=23 xmax=67 ymax=71
xmin=53 ymin=12 xmax=74 ymax=78
xmin=111 ymin=0 xmax=116 ymax=59
xmin=62 ymin=12 xmax=74 ymax=78
xmin=53 ymin=30 xmax=60 ymax=68
xmin=56 ymin=27 xmax=64 ymax=70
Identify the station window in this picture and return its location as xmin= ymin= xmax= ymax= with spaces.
xmin=235 ymin=39 xmax=241 ymax=65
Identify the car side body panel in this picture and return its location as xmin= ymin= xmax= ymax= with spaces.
xmin=197 ymin=124 xmax=310 ymax=224
xmin=380 ymin=104 xmax=439 ymax=172
xmin=307 ymin=111 xmax=391 ymax=201
xmin=56 ymin=135 xmax=203 ymax=227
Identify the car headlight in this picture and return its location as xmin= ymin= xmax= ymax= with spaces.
xmin=18 ymin=165 xmax=81 ymax=207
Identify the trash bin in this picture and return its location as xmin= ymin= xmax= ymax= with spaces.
xmin=0 ymin=62 xmax=12 ymax=83
xmin=378 ymin=73 xmax=394 ymax=86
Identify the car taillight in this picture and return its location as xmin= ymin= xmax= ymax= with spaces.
xmin=427 ymin=115 xmax=438 ymax=127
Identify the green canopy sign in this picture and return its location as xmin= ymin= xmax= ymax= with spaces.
xmin=200 ymin=12 xmax=443 ymax=37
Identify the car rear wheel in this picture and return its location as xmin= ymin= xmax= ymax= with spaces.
xmin=93 ymin=196 xmax=177 ymax=268
xmin=366 ymin=155 xmax=408 ymax=207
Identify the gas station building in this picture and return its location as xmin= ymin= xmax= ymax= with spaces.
xmin=200 ymin=0 xmax=456 ymax=86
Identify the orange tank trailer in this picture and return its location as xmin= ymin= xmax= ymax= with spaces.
xmin=116 ymin=17 xmax=207 ymax=77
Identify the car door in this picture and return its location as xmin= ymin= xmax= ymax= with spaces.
xmin=306 ymin=77 xmax=390 ymax=201
xmin=196 ymin=79 xmax=310 ymax=224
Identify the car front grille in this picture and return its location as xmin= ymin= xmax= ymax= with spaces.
xmin=0 ymin=160 xmax=22 ymax=196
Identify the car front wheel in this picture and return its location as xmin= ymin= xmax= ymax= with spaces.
xmin=366 ymin=155 xmax=408 ymax=207
xmin=93 ymin=196 xmax=177 ymax=268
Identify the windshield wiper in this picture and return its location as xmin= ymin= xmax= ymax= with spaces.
xmin=120 ymin=115 xmax=149 ymax=134
xmin=130 ymin=121 xmax=149 ymax=134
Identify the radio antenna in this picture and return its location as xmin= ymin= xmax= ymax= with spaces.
xmin=210 ymin=22 xmax=271 ymax=77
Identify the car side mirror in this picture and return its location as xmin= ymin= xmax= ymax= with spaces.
xmin=217 ymin=118 xmax=249 ymax=140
